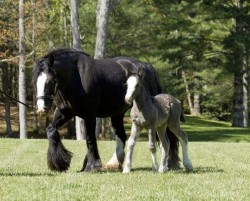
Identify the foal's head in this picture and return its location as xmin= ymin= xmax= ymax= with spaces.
xmin=125 ymin=68 xmax=144 ymax=104
xmin=33 ymin=60 xmax=57 ymax=114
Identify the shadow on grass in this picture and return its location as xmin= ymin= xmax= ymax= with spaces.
xmin=0 ymin=170 xmax=56 ymax=177
xmin=187 ymin=166 xmax=224 ymax=174
xmin=128 ymin=166 xmax=224 ymax=174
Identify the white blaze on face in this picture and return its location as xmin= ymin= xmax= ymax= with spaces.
xmin=125 ymin=76 xmax=138 ymax=104
xmin=36 ymin=72 xmax=47 ymax=113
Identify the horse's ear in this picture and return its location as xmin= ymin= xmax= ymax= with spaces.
xmin=117 ymin=59 xmax=134 ymax=77
xmin=47 ymin=55 xmax=54 ymax=66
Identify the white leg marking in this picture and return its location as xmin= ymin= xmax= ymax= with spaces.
xmin=106 ymin=136 xmax=125 ymax=168
xmin=36 ymin=72 xmax=47 ymax=113
xmin=123 ymin=123 xmax=140 ymax=173
xmin=180 ymin=140 xmax=193 ymax=171
xmin=151 ymin=152 xmax=159 ymax=172
xmin=148 ymin=128 xmax=158 ymax=172
xmin=158 ymin=143 xmax=168 ymax=173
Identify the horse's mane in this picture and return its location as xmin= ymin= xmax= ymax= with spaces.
xmin=32 ymin=48 xmax=90 ymax=86
xmin=142 ymin=62 xmax=162 ymax=94
xmin=43 ymin=48 xmax=90 ymax=60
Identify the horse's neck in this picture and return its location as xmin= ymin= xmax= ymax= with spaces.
xmin=133 ymin=85 xmax=153 ymax=110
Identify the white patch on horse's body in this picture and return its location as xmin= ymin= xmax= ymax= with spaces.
xmin=36 ymin=72 xmax=47 ymax=113
xmin=105 ymin=136 xmax=125 ymax=169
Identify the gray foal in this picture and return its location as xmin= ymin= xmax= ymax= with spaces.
xmin=123 ymin=70 xmax=193 ymax=173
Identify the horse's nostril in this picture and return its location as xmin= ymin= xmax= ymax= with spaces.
xmin=36 ymin=108 xmax=45 ymax=115
xmin=125 ymin=97 xmax=132 ymax=104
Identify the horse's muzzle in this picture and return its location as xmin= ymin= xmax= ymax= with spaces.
xmin=125 ymin=96 xmax=132 ymax=105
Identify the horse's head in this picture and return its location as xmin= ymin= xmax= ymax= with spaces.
xmin=33 ymin=59 xmax=57 ymax=115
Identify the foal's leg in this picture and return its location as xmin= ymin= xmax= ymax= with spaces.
xmin=106 ymin=113 xmax=127 ymax=169
xmin=123 ymin=123 xmax=141 ymax=173
xmin=156 ymin=125 xmax=170 ymax=173
xmin=148 ymin=126 xmax=159 ymax=172
xmin=168 ymin=123 xmax=193 ymax=171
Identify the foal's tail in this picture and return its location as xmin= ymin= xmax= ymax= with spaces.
xmin=166 ymin=128 xmax=181 ymax=169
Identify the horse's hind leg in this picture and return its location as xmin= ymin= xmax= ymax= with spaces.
xmin=105 ymin=113 xmax=127 ymax=170
xmin=168 ymin=123 xmax=193 ymax=171
xmin=47 ymin=108 xmax=73 ymax=172
xmin=81 ymin=115 xmax=102 ymax=172
xmin=156 ymin=125 xmax=170 ymax=173
xmin=123 ymin=123 xmax=141 ymax=173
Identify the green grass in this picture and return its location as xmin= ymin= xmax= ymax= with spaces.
xmin=126 ymin=115 xmax=250 ymax=142
xmin=0 ymin=116 xmax=250 ymax=200
xmin=182 ymin=116 xmax=250 ymax=142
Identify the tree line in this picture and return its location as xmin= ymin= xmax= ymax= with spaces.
xmin=0 ymin=0 xmax=249 ymax=138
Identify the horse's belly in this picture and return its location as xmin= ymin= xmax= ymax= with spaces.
xmin=97 ymin=102 xmax=129 ymax=117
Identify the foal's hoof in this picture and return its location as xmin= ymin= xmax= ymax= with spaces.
xmin=158 ymin=165 xmax=168 ymax=173
xmin=122 ymin=166 xmax=131 ymax=173
xmin=184 ymin=163 xmax=193 ymax=172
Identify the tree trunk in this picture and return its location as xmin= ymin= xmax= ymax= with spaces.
xmin=61 ymin=0 xmax=68 ymax=46
xmin=70 ymin=0 xmax=81 ymax=49
xmin=18 ymin=0 xmax=27 ymax=139
xmin=45 ymin=0 xmax=55 ymax=50
xmin=182 ymin=71 xmax=194 ymax=115
xmin=242 ymin=52 xmax=249 ymax=127
xmin=193 ymin=94 xmax=201 ymax=116
xmin=31 ymin=0 xmax=39 ymax=135
xmin=232 ymin=0 xmax=249 ymax=127
xmin=2 ymin=64 xmax=13 ymax=137
xmin=69 ymin=0 xmax=85 ymax=140
xmin=94 ymin=0 xmax=111 ymax=139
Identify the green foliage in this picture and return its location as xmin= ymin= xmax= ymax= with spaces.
xmin=1 ymin=0 xmax=250 ymax=125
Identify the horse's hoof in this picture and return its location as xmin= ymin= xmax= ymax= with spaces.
xmin=102 ymin=163 xmax=122 ymax=171
xmin=83 ymin=159 xmax=102 ymax=172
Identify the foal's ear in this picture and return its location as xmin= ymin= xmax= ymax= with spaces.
xmin=137 ymin=67 xmax=145 ymax=79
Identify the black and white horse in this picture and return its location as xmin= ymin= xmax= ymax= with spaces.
xmin=32 ymin=48 xmax=180 ymax=172
xmin=122 ymin=66 xmax=193 ymax=173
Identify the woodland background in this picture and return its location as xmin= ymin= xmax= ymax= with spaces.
xmin=0 ymin=0 xmax=250 ymax=138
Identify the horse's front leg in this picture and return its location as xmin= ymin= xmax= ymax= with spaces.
xmin=80 ymin=116 xmax=102 ymax=172
xmin=105 ymin=113 xmax=127 ymax=170
xmin=47 ymin=108 xmax=73 ymax=172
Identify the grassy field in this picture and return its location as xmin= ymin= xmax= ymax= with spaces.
xmin=0 ymin=116 xmax=250 ymax=200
